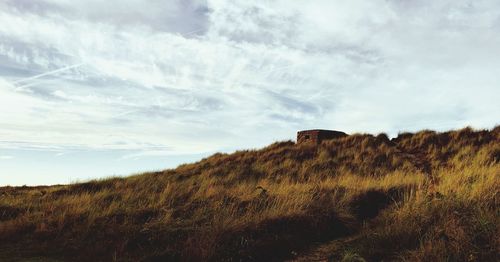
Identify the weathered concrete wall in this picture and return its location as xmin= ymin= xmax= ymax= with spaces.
xmin=297 ymin=129 xmax=347 ymax=144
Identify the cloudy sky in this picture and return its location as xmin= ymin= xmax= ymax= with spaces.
xmin=1 ymin=0 xmax=499 ymax=185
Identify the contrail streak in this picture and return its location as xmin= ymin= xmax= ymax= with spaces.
xmin=13 ymin=63 xmax=85 ymax=84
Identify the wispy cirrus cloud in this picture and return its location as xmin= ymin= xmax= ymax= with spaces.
xmin=0 ymin=0 xmax=499 ymax=185
xmin=0 ymin=155 xmax=14 ymax=160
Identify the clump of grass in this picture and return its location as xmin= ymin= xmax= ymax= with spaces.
xmin=0 ymin=126 xmax=498 ymax=261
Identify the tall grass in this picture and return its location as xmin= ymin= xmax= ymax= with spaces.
xmin=0 ymin=126 xmax=498 ymax=261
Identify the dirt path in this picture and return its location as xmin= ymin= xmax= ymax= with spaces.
xmin=287 ymin=234 xmax=364 ymax=262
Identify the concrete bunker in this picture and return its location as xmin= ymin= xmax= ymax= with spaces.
xmin=297 ymin=129 xmax=347 ymax=144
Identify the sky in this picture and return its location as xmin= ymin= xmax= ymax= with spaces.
xmin=1 ymin=0 xmax=499 ymax=186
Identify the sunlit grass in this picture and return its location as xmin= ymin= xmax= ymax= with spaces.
xmin=0 ymin=126 xmax=498 ymax=261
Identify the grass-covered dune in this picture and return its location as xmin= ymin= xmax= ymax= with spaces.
xmin=1 ymin=127 xmax=499 ymax=261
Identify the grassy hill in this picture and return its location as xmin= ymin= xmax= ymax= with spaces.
xmin=1 ymin=127 xmax=499 ymax=261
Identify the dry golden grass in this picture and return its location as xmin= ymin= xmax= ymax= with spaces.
xmin=0 ymin=126 xmax=498 ymax=261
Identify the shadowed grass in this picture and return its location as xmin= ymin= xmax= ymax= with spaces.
xmin=0 ymin=126 xmax=498 ymax=261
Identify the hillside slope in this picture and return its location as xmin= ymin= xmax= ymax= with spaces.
xmin=1 ymin=127 xmax=499 ymax=261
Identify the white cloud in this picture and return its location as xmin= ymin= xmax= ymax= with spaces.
xmin=0 ymin=0 xmax=499 ymax=159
